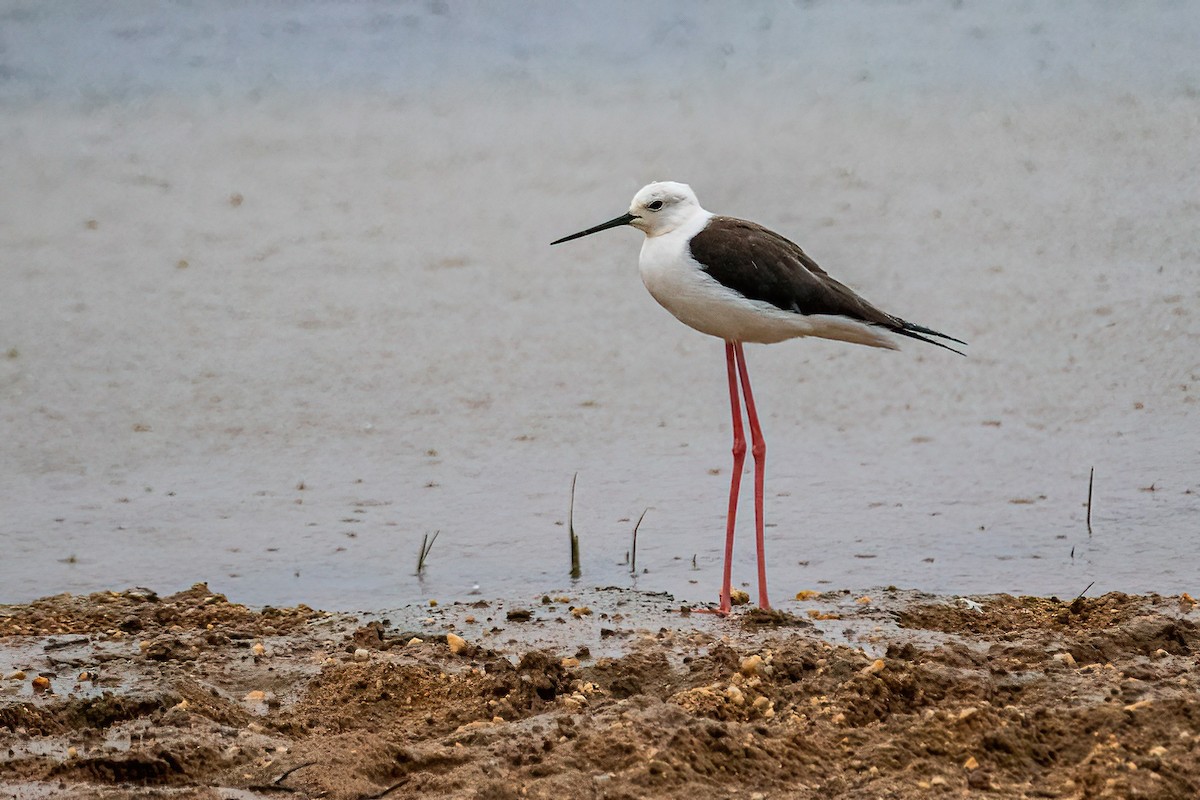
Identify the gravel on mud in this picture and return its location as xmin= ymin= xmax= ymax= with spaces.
xmin=2 ymin=585 xmax=1198 ymax=799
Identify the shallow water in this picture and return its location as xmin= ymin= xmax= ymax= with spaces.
xmin=2 ymin=3 xmax=1198 ymax=609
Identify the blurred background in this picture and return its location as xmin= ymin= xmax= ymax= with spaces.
xmin=2 ymin=2 xmax=1198 ymax=609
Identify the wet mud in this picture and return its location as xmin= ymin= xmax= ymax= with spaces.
xmin=3 ymin=585 xmax=1198 ymax=798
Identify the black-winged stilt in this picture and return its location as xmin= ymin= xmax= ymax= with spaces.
xmin=552 ymin=181 xmax=964 ymax=615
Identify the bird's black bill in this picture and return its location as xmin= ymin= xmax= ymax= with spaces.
xmin=550 ymin=212 xmax=637 ymax=245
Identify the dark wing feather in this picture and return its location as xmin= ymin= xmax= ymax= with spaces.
xmin=688 ymin=217 xmax=966 ymax=354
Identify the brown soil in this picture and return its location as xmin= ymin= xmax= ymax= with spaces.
xmin=2 ymin=585 xmax=1198 ymax=799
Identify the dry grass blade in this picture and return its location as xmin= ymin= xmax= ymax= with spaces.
xmin=416 ymin=530 xmax=439 ymax=576
xmin=1086 ymin=466 xmax=1095 ymax=536
xmin=569 ymin=473 xmax=581 ymax=579
xmin=631 ymin=508 xmax=649 ymax=574
xmin=628 ymin=506 xmax=648 ymax=575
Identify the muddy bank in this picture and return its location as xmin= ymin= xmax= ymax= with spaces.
xmin=1 ymin=585 xmax=1198 ymax=799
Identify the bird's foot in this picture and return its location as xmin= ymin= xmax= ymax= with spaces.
xmin=689 ymin=604 xmax=732 ymax=617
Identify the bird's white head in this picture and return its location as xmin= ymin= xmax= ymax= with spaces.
xmin=550 ymin=180 xmax=707 ymax=246
xmin=627 ymin=181 xmax=703 ymax=238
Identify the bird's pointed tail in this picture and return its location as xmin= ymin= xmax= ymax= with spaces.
xmin=894 ymin=321 xmax=967 ymax=356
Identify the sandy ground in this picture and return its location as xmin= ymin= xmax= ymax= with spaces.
xmin=2 ymin=585 xmax=1199 ymax=799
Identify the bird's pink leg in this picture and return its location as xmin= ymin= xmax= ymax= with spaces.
xmin=718 ymin=340 xmax=746 ymax=615
xmin=734 ymin=343 xmax=770 ymax=610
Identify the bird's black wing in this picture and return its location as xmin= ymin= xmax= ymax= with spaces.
xmin=689 ymin=216 xmax=966 ymax=354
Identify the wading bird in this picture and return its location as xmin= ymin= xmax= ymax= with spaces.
xmin=552 ymin=182 xmax=963 ymax=614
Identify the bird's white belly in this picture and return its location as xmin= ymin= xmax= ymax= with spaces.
xmin=639 ymin=258 xmax=786 ymax=343
xmin=638 ymin=235 xmax=805 ymax=345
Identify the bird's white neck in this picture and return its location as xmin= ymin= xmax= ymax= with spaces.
xmin=644 ymin=207 xmax=713 ymax=241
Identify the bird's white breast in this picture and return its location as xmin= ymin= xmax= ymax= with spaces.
xmin=637 ymin=213 xmax=802 ymax=344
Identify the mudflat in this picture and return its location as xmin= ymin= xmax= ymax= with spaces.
xmin=2 ymin=584 xmax=1197 ymax=798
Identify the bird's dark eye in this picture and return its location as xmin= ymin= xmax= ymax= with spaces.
xmin=647 ymin=200 xmax=664 ymax=211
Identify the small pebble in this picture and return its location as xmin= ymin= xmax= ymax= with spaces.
xmin=354 ymin=648 xmax=371 ymax=661
xmin=1053 ymin=652 xmax=1077 ymax=667
xmin=406 ymin=637 xmax=423 ymax=647
xmin=5 ymin=670 xmax=26 ymax=681
xmin=243 ymin=690 xmax=266 ymax=701
xmin=67 ymin=746 xmax=78 ymax=759
xmin=794 ymin=590 xmax=820 ymax=601
xmin=740 ymin=655 xmax=763 ymax=676
xmin=571 ymin=606 xmax=593 ymax=618
xmin=861 ymin=658 xmax=885 ymax=676
xmin=31 ymin=676 xmax=51 ymax=693
xmin=446 ymin=633 xmax=467 ymax=655
xmin=251 ymin=643 xmax=266 ymax=657
xmin=730 ymin=589 xmax=750 ymax=606
xmin=963 ymin=756 xmax=979 ymax=770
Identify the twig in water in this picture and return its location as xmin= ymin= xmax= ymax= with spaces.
xmin=416 ymin=530 xmax=439 ymax=576
xmin=631 ymin=508 xmax=649 ymax=575
xmin=568 ymin=473 xmax=581 ymax=579
xmin=1086 ymin=467 xmax=1095 ymax=536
